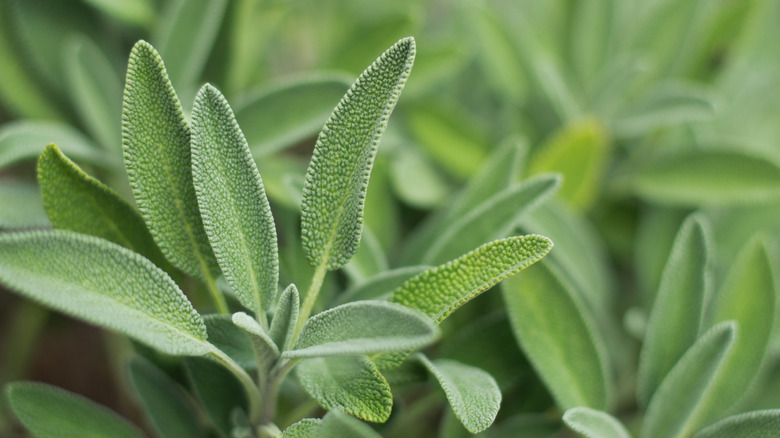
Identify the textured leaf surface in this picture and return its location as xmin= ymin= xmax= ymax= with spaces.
xmin=203 ymin=315 xmax=255 ymax=369
xmin=301 ymin=37 xmax=415 ymax=270
xmin=6 ymin=382 xmax=145 ymax=438
xmin=693 ymin=410 xmax=780 ymax=438
xmin=123 ymin=40 xmax=218 ymax=281
xmin=392 ymin=235 xmax=552 ymax=324
xmin=282 ymin=419 xmax=322 ymax=438
xmin=0 ymin=182 xmax=49 ymax=228
xmin=502 ymin=261 xmax=611 ymax=410
xmin=192 ymin=84 xmax=279 ymax=316
xmin=232 ymin=312 xmax=280 ymax=369
xmin=184 ymin=357 xmax=246 ymax=438
xmin=335 ymin=265 xmax=429 ymax=305
xmin=562 ymin=407 xmax=630 ymax=438
xmin=418 ymin=354 xmax=501 ymax=433
xmin=269 ymin=284 xmax=300 ymax=351
xmin=285 ymin=301 xmax=437 ymax=358
xmin=638 ymin=214 xmax=710 ymax=405
xmin=297 ymin=355 xmax=392 ymax=422
xmin=0 ymin=231 xmax=209 ymax=355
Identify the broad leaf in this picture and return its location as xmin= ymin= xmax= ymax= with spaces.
xmin=6 ymin=382 xmax=145 ymax=438
xmin=191 ymin=84 xmax=279 ymax=316
xmin=203 ymin=315 xmax=256 ymax=369
xmin=0 ymin=230 xmax=210 ymax=355
xmin=232 ymin=312 xmax=280 ymax=369
xmin=562 ymin=407 xmax=630 ymax=438
xmin=301 ymin=37 xmax=415 ymax=270
xmin=693 ymin=409 xmax=780 ymax=438
xmin=335 ymin=265 xmax=430 ymax=306
xmin=184 ymin=357 xmax=247 ymax=438
xmin=284 ymin=301 xmax=437 ymax=358
xmin=502 ymin=261 xmax=611 ymax=410
xmin=297 ymin=355 xmax=392 ymax=422
xmin=269 ymin=284 xmax=300 ymax=351
xmin=0 ymin=182 xmax=49 ymax=228
xmin=417 ymin=354 xmax=501 ymax=433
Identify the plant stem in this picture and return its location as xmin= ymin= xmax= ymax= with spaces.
xmin=260 ymin=358 xmax=300 ymax=425
xmin=209 ymin=348 xmax=263 ymax=423
xmin=292 ymin=261 xmax=327 ymax=341
xmin=203 ymin=270 xmax=229 ymax=314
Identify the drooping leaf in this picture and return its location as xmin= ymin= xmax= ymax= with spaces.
xmin=562 ymin=407 xmax=630 ymax=438
xmin=203 ymin=315 xmax=256 ymax=369
xmin=191 ymin=84 xmax=279 ymax=317
xmin=0 ymin=182 xmax=49 ymax=229
xmin=638 ymin=214 xmax=710 ymax=405
xmin=301 ymin=37 xmax=415 ymax=270
xmin=335 ymin=265 xmax=430 ymax=306
xmin=417 ymin=354 xmax=501 ymax=433
xmin=128 ymin=357 xmax=206 ymax=438
xmin=296 ymin=355 xmax=392 ymax=422
xmin=502 ymin=261 xmax=611 ymax=410
xmin=269 ymin=284 xmax=300 ymax=352
xmin=232 ymin=312 xmax=280 ymax=369
xmin=6 ymin=381 xmax=146 ymax=438
xmin=184 ymin=357 xmax=247 ymax=438
xmin=693 ymin=409 xmax=780 ymax=438
xmin=0 ymin=230 xmax=210 ymax=356
xmin=284 ymin=301 xmax=438 ymax=358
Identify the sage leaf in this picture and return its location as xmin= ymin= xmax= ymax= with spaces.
xmin=642 ymin=322 xmax=737 ymax=438
xmin=612 ymin=84 xmax=715 ymax=138
xmin=343 ymin=227 xmax=388 ymax=283
xmin=282 ymin=419 xmax=322 ymax=438
xmin=502 ymin=261 xmax=611 ymax=410
xmin=284 ymin=301 xmax=438 ymax=358
xmin=335 ymin=265 xmax=430 ymax=306
xmin=388 ymin=144 xmax=451 ymax=208
xmin=417 ymin=354 xmax=501 ymax=433
xmin=0 ymin=230 xmax=210 ymax=356
xmin=203 ymin=315 xmax=256 ymax=370
xmin=296 ymin=355 xmax=392 ymax=422
xmin=128 ymin=357 xmax=206 ymax=438
xmin=184 ymin=357 xmax=247 ymax=438
xmin=392 ymin=235 xmax=552 ymax=324
xmin=301 ymin=37 xmax=415 ymax=270
xmin=562 ymin=407 xmax=630 ymax=438
xmin=232 ymin=312 xmax=280 ymax=369
xmin=638 ymin=214 xmax=710 ymax=405
xmin=320 ymin=410 xmax=383 ymax=438
xmin=5 ymin=381 xmax=146 ymax=438
xmin=82 ymin=0 xmax=154 ymax=27
xmin=123 ymin=40 xmax=219 ymax=282
xmin=269 ymin=284 xmax=300 ymax=351
xmin=693 ymin=409 xmax=780 ymax=438
xmin=0 ymin=182 xmax=49 ymax=228
xmin=191 ymin=84 xmax=279 ymax=317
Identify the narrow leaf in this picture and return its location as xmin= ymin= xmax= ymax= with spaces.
xmin=284 ymin=301 xmax=437 ymax=359
xmin=269 ymin=284 xmax=300 ymax=351
xmin=301 ymin=37 xmax=415 ymax=270
xmin=191 ymin=84 xmax=279 ymax=316
xmin=6 ymin=381 xmax=145 ymax=438
xmin=335 ymin=265 xmax=430 ymax=306
xmin=0 ymin=230 xmax=210 ymax=355
xmin=693 ymin=409 xmax=780 ymax=438
xmin=0 ymin=182 xmax=49 ymax=229
xmin=203 ymin=315 xmax=256 ymax=369
xmin=184 ymin=357 xmax=247 ymax=438
xmin=232 ymin=312 xmax=280 ymax=369
xmin=562 ymin=407 xmax=630 ymax=438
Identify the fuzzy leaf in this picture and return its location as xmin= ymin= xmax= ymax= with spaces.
xmin=283 ymin=410 xmax=383 ymax=438
xmin=184 ymin=357 xmax=247 ymax=438
xmin=638 ymin=214 xmax=710 ymax=405
xmin=417 ymin=354 xmax=501 ymax=433
xmin=269 ymin=284 xmax=300 ymax=351
xmin=296 ymin=355 xmax=392 ymax=422
xmin=282 ymin=419 xmax=322 ymax=438
xmin=693 ymin=409 xmax=780 ymax=438
xmin=301 ymin=37 xmax=415 ymax=270
xmin=203 ymin=315 xmax=256 ymax=369
xmin=0 ymin=230 xmax=210 ymax=355
xmin=392 ymin=235 xmax=552 ymax=324
xmin=6 ymin=382 xmax=146 ymax=438
xmin=335 ymin=265 xmax=430 ymax=306
xmin=0 ymin=182 xmax=49 ymax=228
xmin=232 ymin=312 xmax=280 ymax=368
xmin=191 ymin=84 xmax=279 ymax=316
xmin=122 ymin=40 xmax=218 ymax=281
xmin=563 ymin=407 xmax=630 ymax=438
xmin=284 ymin=301 xmax=437 ymax=358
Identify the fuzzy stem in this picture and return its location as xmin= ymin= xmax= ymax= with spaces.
xmin=292 ymin=262 xmax=327 ymax=341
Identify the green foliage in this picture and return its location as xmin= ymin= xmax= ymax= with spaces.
xmin=563 ymin=407 xmax=630 ymax=438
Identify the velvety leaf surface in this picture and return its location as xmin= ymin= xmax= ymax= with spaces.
xmin=319 ymin=411 xmax=384 ymax=438
xmin=0 ymin=230 xmax=209 ymax=355
xmin=301 ymin=37 xmax=415 ymax=270
xmin=269 ymin=284 xmax=300 ymax=351
xmin=184 ymin=357 xmax=247 ymax=438
xmin=693 ymin=409 xmax=780 ymax=438
xmin=6 ymin=382 xmax=146 ymax=438
xmin=232 ymin=312 xmax=280 ymax=369
xmin=191 ymin=84 xmax=279 ymax=316
xmin=0 ymin=182 xmax=49 ymax=228
xmin=282 ymin=419 xmax=322 ymax=438
xmin=203 ymin=315 xmax=256 ymax=369
xmin=562 ymin=407 xmax=630 ymax=438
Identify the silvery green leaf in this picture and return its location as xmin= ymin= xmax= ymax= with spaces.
xmin=184 ymin=357 xmax=247 ymax=438
xmin=638 ymin=214 xmax=710 ymax=405
xmin=0 ymin=230 xmax=210 ymax=356
xmin=232 ymin=312 xmax=280 ymax=369
xmin=283 ymin=411 xmax=382 ymax=438
xmin=128 ymin=357 xmax=206 ymax=438
xmin=301 ymin=37 xmax=415 ymax=270
xmin=282 ymin=419 xmax=322 ymax=438
xmin=296 ymin=355 xmax=392 ymax=422
xmin=284 ymin=301 xmax=437 ymax=359
xmin=6 ymin=382 xmax=146 ymax=438
xmin=123 ymin=41 xmax=219 ymax=282
xmin=0 ymin=182 xmax=49 ymax=229
xmin=642 ymin=322 xmax=737 ymax=438
xmin=344 ymin=227 xmax=388 ymax=283
xmin=191 ymin=84 xmax=279 ymax=317
xmin=269 ymin=284 xmax=300 ymax=352
xmin=693 ymin=409 xmax=780 ymax=438
xmin=562 ymin=407 xmax=630 ymax=438
xmin=82 ymin=0 xmax=153 ymax=27
xmin=502 ymin=261 xmax=611 ymax=410
xmin=203 ymin=315 xmax=256 ymax=370
xmin=335 ymin=265 xmax=430 ymax=306
xmin=417 ymin=354 xmax=501 ymax=433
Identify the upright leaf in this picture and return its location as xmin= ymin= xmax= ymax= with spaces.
xmin=562 ymin=407 xmax=630 ymax=438
xmin=693 ymin=410 xmax=780 ymax=438
xmin=269 ymin=284 xmax=300 ymax=351
xmin=232 ymin=312 xmax=280 ymax=369
xmin=301 ymin=37 xmax=415 ymax=270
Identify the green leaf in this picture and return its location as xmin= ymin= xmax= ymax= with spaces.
xmin=0 ymin=182 xmax=49 ymax=229
xmin=184 ymin=357 xmax=247 ymax=438
xmin=562 ymin=407 xmax=630 ymax=438
xmin=232 ymin=312 xmax=280 ymax=369
xmin=37 ymin=144 xmax=169 ymax=271
xmin=344 ymin=227 xmax=389 ymax=283
xmin=234 ymin=74 xmax=352 ymax=157
xmin=693 ymin=410 xmax=780 ymax=438
xmin=284 ymin=301 xmax=438 ymax=359
xmin=123 ymin=41 xmax=219 ymax=283
xmin=301 ymin=37 xmax=415 ymax=270
xmin=335 ymin=265 xmax=430 ymax=306
xmin=320 ymin=411 xmax=383 ymax=438
xmin=296 ymin=355 xmax=392 ymax=422
xmin=638 ymin=214 xmax=710 ymax=405
xmin=502 ymin=261 xmax=611 ymax=411
xmin=388 ymin=143 xmax=451 ymax=208
xmin=269 ymin=284 xmax=300 ymax=352
xmin=6 ymin=382 xmax=146 ymax=438
xmin=642 ymin=322 xmax=737 ymax=438
xmin=282 ymin=419 xmax=322 ymax=438
xmin=0 ymin=230 xmax=210 ymax=356
xmin=627 ymin=150 xmax=780 ymax=206
xmin=128 ymin=357 xmax=206 ymax=438
xmin=82 ymin=0 xmax=154 ymax=27
xmin=417 ymin=354 xmax=501 ymax=433
xmin=392 ymin=235 xmax=552 ymax=324
xmin=203 ymin=315 xmax=256 ymax=370
xmin=191 ymin=84 xmax=279 ymax=317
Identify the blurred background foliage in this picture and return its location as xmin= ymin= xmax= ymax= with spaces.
xmin=2 ymin=0 xmax=780 ymax=436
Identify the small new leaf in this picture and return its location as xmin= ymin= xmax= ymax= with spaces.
xmin=269 ymin=284 xmax=300 ymax=351
xmin=232 ymin=312 xmax=280 ymax=369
